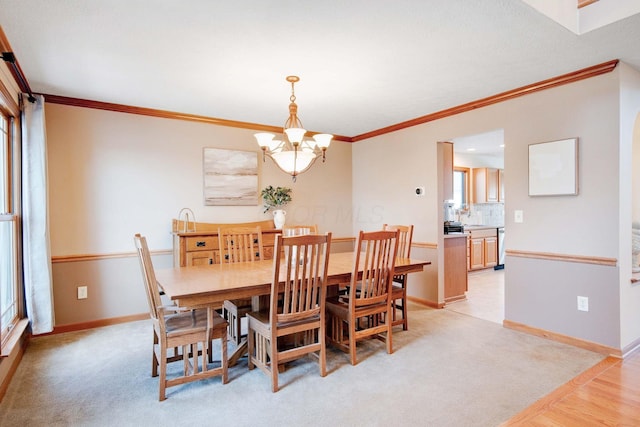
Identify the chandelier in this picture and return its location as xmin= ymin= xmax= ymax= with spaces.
xmin=254 ymin=76 xmax=332 ymax=182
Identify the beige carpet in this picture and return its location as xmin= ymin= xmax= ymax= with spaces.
xmin=0 ymin=304 xmax=604 ymax=427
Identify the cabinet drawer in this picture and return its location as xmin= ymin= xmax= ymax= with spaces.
xmin=469 ymin=228 xmax=497 ymax=239
xmin=186 ymin=236 xmax=218 ymax=251
xmin=186 ymin=250 xmax=218 ymax=266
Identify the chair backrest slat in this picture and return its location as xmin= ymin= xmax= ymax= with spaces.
xmin=218 ymin=226 xmax=264 ymax=263
xmin=134 ymin=234 xmax=162 ymax=323
xmin=351 ymin=230 xmax=399 ymax=307
xmin=272 ymin=233 xmax=332 ymax=324
xmin=383 ymin=224 xmax=413 ymax=259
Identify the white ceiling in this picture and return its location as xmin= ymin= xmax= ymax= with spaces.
xmin=1 ymin=0 xmax=639 ymax=138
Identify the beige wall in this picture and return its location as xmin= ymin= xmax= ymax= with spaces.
xmin=353 ymin=65 xmax=640 ymax=351
xmin=45 ymin=104 xmax=353 ymax=325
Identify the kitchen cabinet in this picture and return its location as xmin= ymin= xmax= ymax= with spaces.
xmin=499 ymin=168 xmax=505 ymax=202
xmin=440 ymin=142 xmax=454 ymax=201
xmin=473 ymin=167 xmax=500 ymax=203
xmin=467 ymin=228 xmax=498 ymax=271
xmin=444 ymin=234 xmax=468 ymax=302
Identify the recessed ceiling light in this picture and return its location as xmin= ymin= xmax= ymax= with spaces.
xmin=500 ymin=144 xmax=505 ymax=148
xmin=467 ymin=148 xmax=476 ymax=151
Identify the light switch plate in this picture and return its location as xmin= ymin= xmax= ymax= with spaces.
xmin=577 ymin=296 xmax=589 ymax=312
xmin=77 ymin=285 xmax=88 ymax=300
xmin=514 ymin=210 xmax=524 ymax=223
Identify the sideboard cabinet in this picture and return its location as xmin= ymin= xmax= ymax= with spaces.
xmin=172 ymin=219 xmax=279 ymax=267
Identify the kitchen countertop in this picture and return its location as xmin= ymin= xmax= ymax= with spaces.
xmin=444 ymin=232 xmax=467 ymax=239
xmin=463 ymin=225 xmax=504 ymax=230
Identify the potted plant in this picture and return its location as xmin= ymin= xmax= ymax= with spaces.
xmin=261 ymin=185 xmax=292 ymax=229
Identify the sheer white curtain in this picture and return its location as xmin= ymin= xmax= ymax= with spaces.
xmin=22 ymin=94 xmax=54 ymax=334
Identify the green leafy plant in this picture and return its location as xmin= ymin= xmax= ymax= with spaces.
xmin=261 ymin=185 xmax=292 ymax=213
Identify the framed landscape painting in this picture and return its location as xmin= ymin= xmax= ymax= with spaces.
xmin=203 ymin=148 xmax=258 ymax=206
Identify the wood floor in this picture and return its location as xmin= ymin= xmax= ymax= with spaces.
xmin=445 ymin=268 xmax=640 ymax=424
xmin=504 ymin=351 xmax=640 ymax=425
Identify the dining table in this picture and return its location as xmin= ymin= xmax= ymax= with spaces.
xmin=155 ymin=251 xmax=431 ymax=365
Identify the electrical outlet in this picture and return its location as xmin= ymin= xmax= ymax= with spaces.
xmin=514 ymin=210 xmax=524 ymax=223
xmin=577 ymin=296 xmax=589 ymax=312
xmin=77 ymin=285 xmax=88 ymax=300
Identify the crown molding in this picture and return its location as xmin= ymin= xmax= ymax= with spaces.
xmin=40 ymin=59 xmax=619 ymax=144
xmin=41 ymin=94 xmax=353 ymax=142
xmin=351 ymin=59 xmax=619 ymax=142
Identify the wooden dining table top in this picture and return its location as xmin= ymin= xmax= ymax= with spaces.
xmin=155 ymin=251 xmax=431 ymax=309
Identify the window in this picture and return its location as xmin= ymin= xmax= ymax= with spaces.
xmin=0 ymin=107 xmax=20 ymax=348
xmin=453 ymin=167 xmax=470 ymax=210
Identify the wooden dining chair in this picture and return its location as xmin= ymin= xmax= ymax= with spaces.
xmin=134 ymin=234 xmax=228 ymax=401
xmin=219 ymin=226 xmax=264 ymax=346
xmin=326 ymin=230 xmax=399 ymax=365
xmin=383 ymin=224 xmax=414 ymax=330
xmin=247 ymin=232 xmax=332 ymax=392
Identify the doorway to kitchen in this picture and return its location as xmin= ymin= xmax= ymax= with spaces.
xmin=445 ymin=129 xmax=505 ymax=324
xmin=445 ymin=269 xmax=504 ymax=324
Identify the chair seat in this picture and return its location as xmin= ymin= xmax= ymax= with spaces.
xmin=247 ymin=309 xmax=321 ymax=331
xmin=164 ymin=309 xmax=226 ymax=336
xmin=326 ymin=295 xmax=388 ymax=317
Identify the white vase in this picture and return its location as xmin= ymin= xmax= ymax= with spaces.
xmin=273 ymin=209 xmax=286 ymax=229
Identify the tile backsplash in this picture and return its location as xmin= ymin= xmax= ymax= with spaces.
xmin=461 ymin=203 xmax=504 ymax=226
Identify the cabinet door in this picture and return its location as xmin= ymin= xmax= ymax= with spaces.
xmin=444 ymin=236 xmax=468 ymax=302
xmin=441 ymin=142 xmax=454 ymax=201
xmin=187 ymin=250 xmax=216 ymax=266
xmin=484 ymin=236 xmax=498 ymax=267
xmin=498 ymin=169 xmax=505 ymax=202
xmin=473 ymin=167 xmax=500 ymax=203
xmin=469 ymin=238 xmax=485 ymax=270
xmin=473 ymin=168 xmax=487 ymax=203
xmin=486 ymin=168 xmax=499 ymax=202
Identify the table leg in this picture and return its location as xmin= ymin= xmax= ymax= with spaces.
xmin=228 ymin=339 xmax=248 ymax=367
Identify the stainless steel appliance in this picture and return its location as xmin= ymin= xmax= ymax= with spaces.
xmin=494 ymin=227 xmax=505 ymax=269
xmin=444 ymin=223 xmax=464 ymax=234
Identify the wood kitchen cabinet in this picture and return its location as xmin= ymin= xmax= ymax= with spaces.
xmin=444 ymin=234 xmax=468 ymax=303
xmin=467 ymin=228 xmax=498 ymax=271
xmin=440 ymin=141 xmax=454 ymax=201
xmin=469 ymin=237 xmax=485 ymax=270
xmin=473 ymin=167 xmax=500 ymax=203
xmin=172 ymin=219 xmax=278 ymax=267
